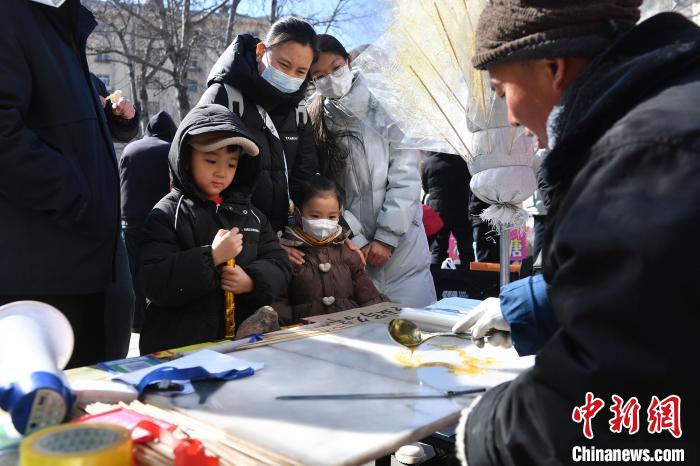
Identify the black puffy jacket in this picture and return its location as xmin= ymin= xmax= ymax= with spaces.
xmin=465 ymin=13 xmax=700 ymax=465
xmin=139 ymin=105 xmax=292 ymax=354
xmin=0 ymin=0 xmax=120 ymax=295
xmin=120 ymin=111 xmax=176 ymax=223
xmin=421 ymin=152 xmax=471 ymax=227
xmin=198 ymin=34 xmax=319 ymax=233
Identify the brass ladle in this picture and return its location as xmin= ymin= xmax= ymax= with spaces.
xmin=387 ymin=318 xmax=473 ymax=349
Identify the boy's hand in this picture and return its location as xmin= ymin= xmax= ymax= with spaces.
xmin=221 ymin=265 xmax=254 ymax=294
xmin=211 ymin=228 xmax=243 ymax=265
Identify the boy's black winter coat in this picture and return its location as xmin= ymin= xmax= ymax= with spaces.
xmin=139 ymin=105 xmax=292 ymax=354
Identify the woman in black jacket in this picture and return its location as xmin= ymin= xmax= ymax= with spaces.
xmin=138 ymin=104 xmax=292 ymax=354
xmin=198 ymin=17 xmax=320 ymax=242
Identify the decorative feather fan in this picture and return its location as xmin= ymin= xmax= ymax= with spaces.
xmin=353 ymin=0 xmax=537 ymax=229
xmin=352 ymin=0 xmax=472 ymax=157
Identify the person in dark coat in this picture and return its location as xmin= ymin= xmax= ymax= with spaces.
xmin=421 ymin=152 xmax=474 ymax=267
xmin=120 ymin=111 xmax=176 ymax=331
xmin=0 ymin=0 xmax=121 ymax=368
xmin=457 ymin=2 xmax=700 ymax=464
xmin=469 ymin=196 xmax=500 ymax=263
xmin=280 ymin=175 xmax=387 ymax=322
xmin=90 ymin=74 xmax=140 ymax=358
xmin=198 ymin=17 xmax=320 ymax=238
xmin=139 ymin=104 xmax=292 ymax=354
xmin=90 ymin=73 xmax=139 ymax=143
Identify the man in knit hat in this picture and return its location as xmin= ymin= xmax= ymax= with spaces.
xmin=456 ymin=1 xmax=700 ymax=464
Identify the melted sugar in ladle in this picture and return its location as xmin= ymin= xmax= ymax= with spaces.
xmin=387 ymin=318 xmax=476 ymax=349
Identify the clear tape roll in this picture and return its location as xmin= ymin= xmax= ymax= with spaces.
xmin=20 ymin=423 xmax=131 ymax=466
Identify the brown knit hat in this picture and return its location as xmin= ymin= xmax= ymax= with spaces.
xmin=472 ymin=0 xmax=643 ymax=70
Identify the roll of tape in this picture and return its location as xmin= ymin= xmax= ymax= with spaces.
xmin=20 ymin=423 xmax=131 ymax=466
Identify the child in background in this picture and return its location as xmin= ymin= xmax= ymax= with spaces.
xmin=138 ymin=104 xmax=291 ymax=354
xmin=282 ymin=175 xmax=387 ymax=321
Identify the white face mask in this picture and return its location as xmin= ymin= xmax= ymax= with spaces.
xmin=302 ymin=217 xmax=339 ymax=241
xmin=314 ymin=63 xmax=353 ymax=99
xmin=261 ymin=51 xmax=306 ymax=94
xmin=30 ymin=0 xmax=67 ymax=6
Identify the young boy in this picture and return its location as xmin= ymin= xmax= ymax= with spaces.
xmin=138 ymin=104 xmax=292 ymax=354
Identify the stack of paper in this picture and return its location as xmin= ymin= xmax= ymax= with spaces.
xmin=400 ymin=297 xmax=482 ymax=330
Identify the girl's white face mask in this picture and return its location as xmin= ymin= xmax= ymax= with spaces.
xmin=302 ymin=217 xmax=339 ymax=241
xmin=314 ymin=63 xmax=353 ymax=99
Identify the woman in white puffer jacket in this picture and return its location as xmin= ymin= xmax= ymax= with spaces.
xmin=306 ymin=34 xmax=436 ymax=307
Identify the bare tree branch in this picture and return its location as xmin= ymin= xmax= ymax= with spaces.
xmin=225 ymin=0 xmax=243 ymax=45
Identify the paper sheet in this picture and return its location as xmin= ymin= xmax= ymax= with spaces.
xmin=114 ymin=349 xmax=264 ymax=388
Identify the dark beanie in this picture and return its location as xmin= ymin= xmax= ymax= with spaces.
xmin=472 ymin=0 xmax=643 ymax=70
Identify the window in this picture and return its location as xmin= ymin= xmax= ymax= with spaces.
xmin=187 ymin=79 xmax=199 ymax=93
xmin=188 ymin=58 xmax=199 ymax=70
xmin=96 ymin=74 xmax=110 ymax=91
xmin=95 ymin=52 xmax=110 ymax=62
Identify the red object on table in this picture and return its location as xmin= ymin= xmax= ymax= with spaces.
xmin=175 ymin=438 xmax=220 ymax=466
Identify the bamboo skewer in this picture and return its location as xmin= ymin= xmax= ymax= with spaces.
xmin=434 ymin=1 xmax=465 ymax=75
xmin=225 ymin=258 xmax=236 ymax=338
xmin=409 ymin=65 xmax=472 ymax=158
xmin=400 ymin=25 xmax=467 ymax=112
xmin=127 ymin=401 xmax=304 ymax=466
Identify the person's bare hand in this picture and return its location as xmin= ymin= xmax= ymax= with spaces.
xmin=363 ymin=241 xmax=393 ymax=266
xmin=221 ymin=264 xmax=254 ymax=294
xmin=112 ymin=97 xmax=136 ymax=120
xmin=281 ymin=244 xmax=305 ymax=265
xmin=211 ymin=228 xmax=243 ymax=265
xmin=345 ymin=239 xmax=366 ymax=267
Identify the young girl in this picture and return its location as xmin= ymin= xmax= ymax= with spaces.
xmin=281 ymin=175 xmax=387 ymax=321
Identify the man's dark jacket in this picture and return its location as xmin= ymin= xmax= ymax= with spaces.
xmin=120 ymin=111 xmax=176 ymax=223
xmin=139 ymin=104 xmax=292 ymax=354
xmin=465 ymin=13 xmax=700 ymax=465
xmin=0 ymin=0 xmax=120 ymax=295
xmin=198 ymin=34 xmax=319 ymax=233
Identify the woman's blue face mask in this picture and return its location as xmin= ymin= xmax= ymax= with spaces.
xmin=261 ymin=50 xmax=305 ymax=94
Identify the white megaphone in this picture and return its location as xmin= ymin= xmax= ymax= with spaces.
xmin=0 ymin=301 xmax=75 ymax=435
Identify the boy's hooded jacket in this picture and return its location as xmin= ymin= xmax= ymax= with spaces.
xmin=139 ymin=104 xmax=292 ymax=354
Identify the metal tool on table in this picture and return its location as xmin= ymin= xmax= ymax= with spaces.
xmin=277 ymin=387 xmax=486 ymax=400
xmin=225 ymin=258 xmax=236 ymax=338
xmin=387 ymin=318 xmax=479 ymax=349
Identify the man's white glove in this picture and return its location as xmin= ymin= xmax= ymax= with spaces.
xmin=451 ymin=297 xmax=512 ymax=349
